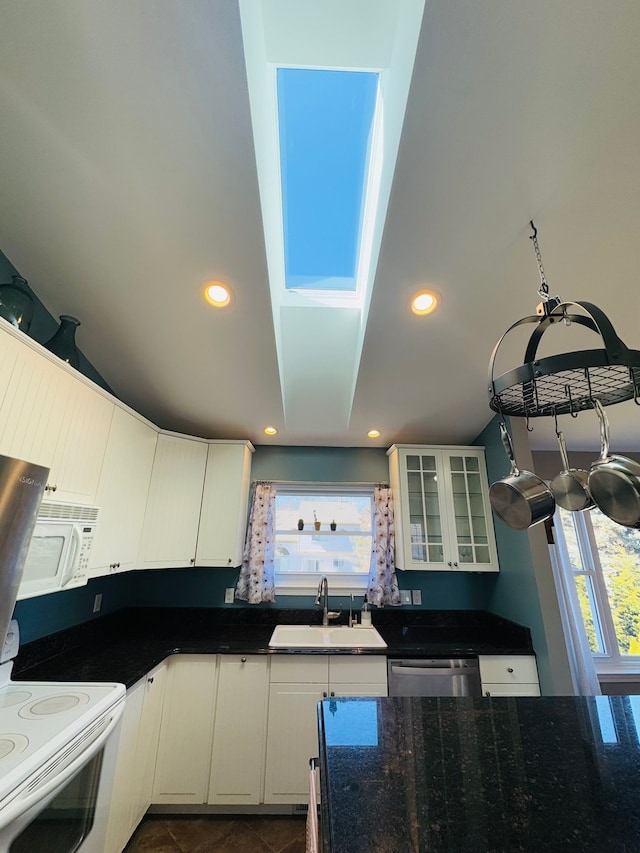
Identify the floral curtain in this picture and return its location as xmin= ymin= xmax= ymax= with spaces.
xmin=235 ymin=483 xmax=276 ymax=604
xmin=367 ymin=486 xmax=401 ymax=606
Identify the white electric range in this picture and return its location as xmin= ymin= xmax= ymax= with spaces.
xmin=0 ymin=622 xmax=125 ymax=852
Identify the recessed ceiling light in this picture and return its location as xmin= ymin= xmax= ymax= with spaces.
xmin=411 ymin=290 xmax=439 ymax=316
xmin=204 ymin=281 xmax=232 ymax=308
xmin=367 ymin=429 xmax=381 ymax=438
xmin=263 ymin=426 xmax=278 ymax=436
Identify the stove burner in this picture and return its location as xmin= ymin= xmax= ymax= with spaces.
xmin=0 ymin=734 xmax=29 ymax=761
xmin=0 ymin=691 xmax=32 ymax=709
xmin=19 ymin=692 xmax=91 ymax=719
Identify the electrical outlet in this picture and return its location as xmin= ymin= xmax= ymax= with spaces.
xmin=412 ymin=590 xmax=422 ymax=606
xmin=400 ymin=590 xmax=412 ymax=605
xmin=93 ymin=593 xmax=102 ymax=613
xmin=224 ymin=587 xmax=234 ymax=604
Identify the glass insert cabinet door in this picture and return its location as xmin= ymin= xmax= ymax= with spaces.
xmin=388 ymin=446 xmax=498 ymax=572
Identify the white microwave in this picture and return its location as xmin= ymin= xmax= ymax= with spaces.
xmin=18 ymin=502 xmax=99 ymax=599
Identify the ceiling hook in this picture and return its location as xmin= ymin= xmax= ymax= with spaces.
xmin=529 ymin=220 xmax=537 ymax=240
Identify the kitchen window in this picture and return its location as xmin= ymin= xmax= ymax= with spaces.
xmin=554 ymin=506 xmax=640 ymax=675
xmin=274 ymin=484 xmax=374 ymax=594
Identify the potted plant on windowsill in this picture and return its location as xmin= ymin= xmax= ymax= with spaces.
xmin=297 ymin=518 xmax=304 ymax=531
xmin=314 ymin=510 xmax=321 ymax=531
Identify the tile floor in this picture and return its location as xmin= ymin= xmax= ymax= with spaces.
xmin=123 ymin=814 xmax=308 ymax=853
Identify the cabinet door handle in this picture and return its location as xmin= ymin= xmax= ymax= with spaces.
xmin=507 ymin=667 xmax=514 ymax=673
xmin=148 ymin=676 xmax=154 ymax=685
xmin=45 ymin=484 xmax=57 ymax=492
xmin=241 ymin=657 xmax=247 ymax=663
xmin=485 ymin=690 xmax=491 ymax=696
xmin=330 ymin=691 xmax=335 ymax=697
xmin=323 ymin=692 xmax=327 ymax=698
xmin=190 ymin=557 xmax=195 ymax=565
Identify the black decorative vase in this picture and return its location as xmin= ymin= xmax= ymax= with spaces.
xmin=0 ymin=275 xmax=34 ymax=332
xmin=44 ymin=315 xmax=81 ymax=369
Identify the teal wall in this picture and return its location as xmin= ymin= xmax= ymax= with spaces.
xmin=0 ymin=251 xmax=113 ymax=393
xmin=14 ymin=573 xmax=136 ymax=643
xmin=474 ymin=416 xmax=555 ymax=690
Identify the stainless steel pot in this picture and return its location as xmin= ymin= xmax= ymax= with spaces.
xmin=588 ymin=399 xmax=640 ymax=528
xmin=490 ymin=422 xmax=556 ymax=530
xmin=550 ymin=429 xmax=594 ymax=512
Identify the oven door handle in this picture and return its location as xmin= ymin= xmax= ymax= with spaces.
xmin=0 ymin=699 xmax=124 ymax=830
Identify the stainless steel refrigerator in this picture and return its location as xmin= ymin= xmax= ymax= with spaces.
xmin=0 ymin=455 xmax=49 ymax=649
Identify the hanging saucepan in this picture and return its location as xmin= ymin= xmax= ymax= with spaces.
xmin=550 ymin=426 xmax=594 ymax=512
xmin=490 ymin=422 xmax=556 ymax=530
xmin=588 ymin=398 xmax=640 ymax=528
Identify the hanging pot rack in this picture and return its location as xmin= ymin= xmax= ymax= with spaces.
xmin=488 ymin=222 xmax=640 ymax=419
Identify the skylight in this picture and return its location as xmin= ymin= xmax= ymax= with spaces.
xmin=239 ymin=0 xmax=425 ymax=432
xmin=277 ymin=68 xmax=378 ymax=292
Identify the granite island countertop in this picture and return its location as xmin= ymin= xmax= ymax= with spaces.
xmin=318 ymin=695 xmax=640 ymax=853
xmin=12 ymin=607 xmax=534 ymax=688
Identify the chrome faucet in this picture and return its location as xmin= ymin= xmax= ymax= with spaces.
xmin=315 ymin=576 xmax=340 ymax=626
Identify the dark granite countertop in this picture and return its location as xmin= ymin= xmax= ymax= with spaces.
xmin=12 ymin=607 xmax=534 ymax=688
xmin=318 ymin=696 xmax=640 ymax=853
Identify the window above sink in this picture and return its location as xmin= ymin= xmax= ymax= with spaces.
xmin=274 ymin=483 xmax=373 ymax=595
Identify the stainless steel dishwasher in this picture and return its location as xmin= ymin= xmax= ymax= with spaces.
xmin=388 ymin=658 xmax=481 ymax=696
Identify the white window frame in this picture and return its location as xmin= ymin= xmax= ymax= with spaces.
xmin=554 ymin=507 xmax=640 ymax=679
xmin=273 ymin=482 xmax=374 ymax=595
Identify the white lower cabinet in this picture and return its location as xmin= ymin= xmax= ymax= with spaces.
xmin=478 ymin=654 xmax=540 ymax=696
xmin=263 ymin=656 xmax=387 ymax=804
xmin=152 ymin=654 xmax=270 ymax=808
xmin=105 ymin=662 xmax=166 ymax=853
xmin=152 ymin=656 xmax=219 ymax=804
xmin=208 ymin=655 xmax=270 ymax=804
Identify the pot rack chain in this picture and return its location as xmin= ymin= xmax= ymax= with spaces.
xmin=529 ymin=220 xmax=548 ymax=298
xmin=529 ymin=220 xmax=561 ymax=315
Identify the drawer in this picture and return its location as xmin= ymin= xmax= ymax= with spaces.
xmin=482 ymin=682 xmax=541 ymax=697
xmin=270 ymin=656 xmax=328 ymax=684
xmin=478 ymin=655 xmax=539 ymax=685
xmin=329 ymin=656 xmax=388 ymax=685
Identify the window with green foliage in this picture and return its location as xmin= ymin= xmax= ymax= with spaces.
xmin=555 ymin=507 xmax=640 ymax=668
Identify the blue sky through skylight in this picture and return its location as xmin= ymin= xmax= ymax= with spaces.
xmin=277 ymin=68 xmax=378 ymax=291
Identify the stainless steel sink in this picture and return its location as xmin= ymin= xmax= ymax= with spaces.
xmin=268 ymin=624 xmax=387 ymax=649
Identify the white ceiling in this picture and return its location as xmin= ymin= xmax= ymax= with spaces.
xmin=1 ymin=0 xmax=639 ymax=453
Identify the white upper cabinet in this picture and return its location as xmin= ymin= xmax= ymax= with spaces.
xmin=0 ymin=321 xmax=114 ymax=504
xmin=388 ymin=445 xmax=499 ymax=572
xmin=195 ymin=441 xmax=254 ymax=567
xmin=89 ymin=406 xmax=158 ymax=576
xmin=138 ymin=433 xmax=208 ymax=569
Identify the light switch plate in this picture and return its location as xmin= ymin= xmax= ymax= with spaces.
xmin=400 ymin=590 xmax=412 ymax=605
xmin=224 ymin=587 xmax=235 ymax=604
xmin=412 ymin=590 xmax=422 ymax=606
